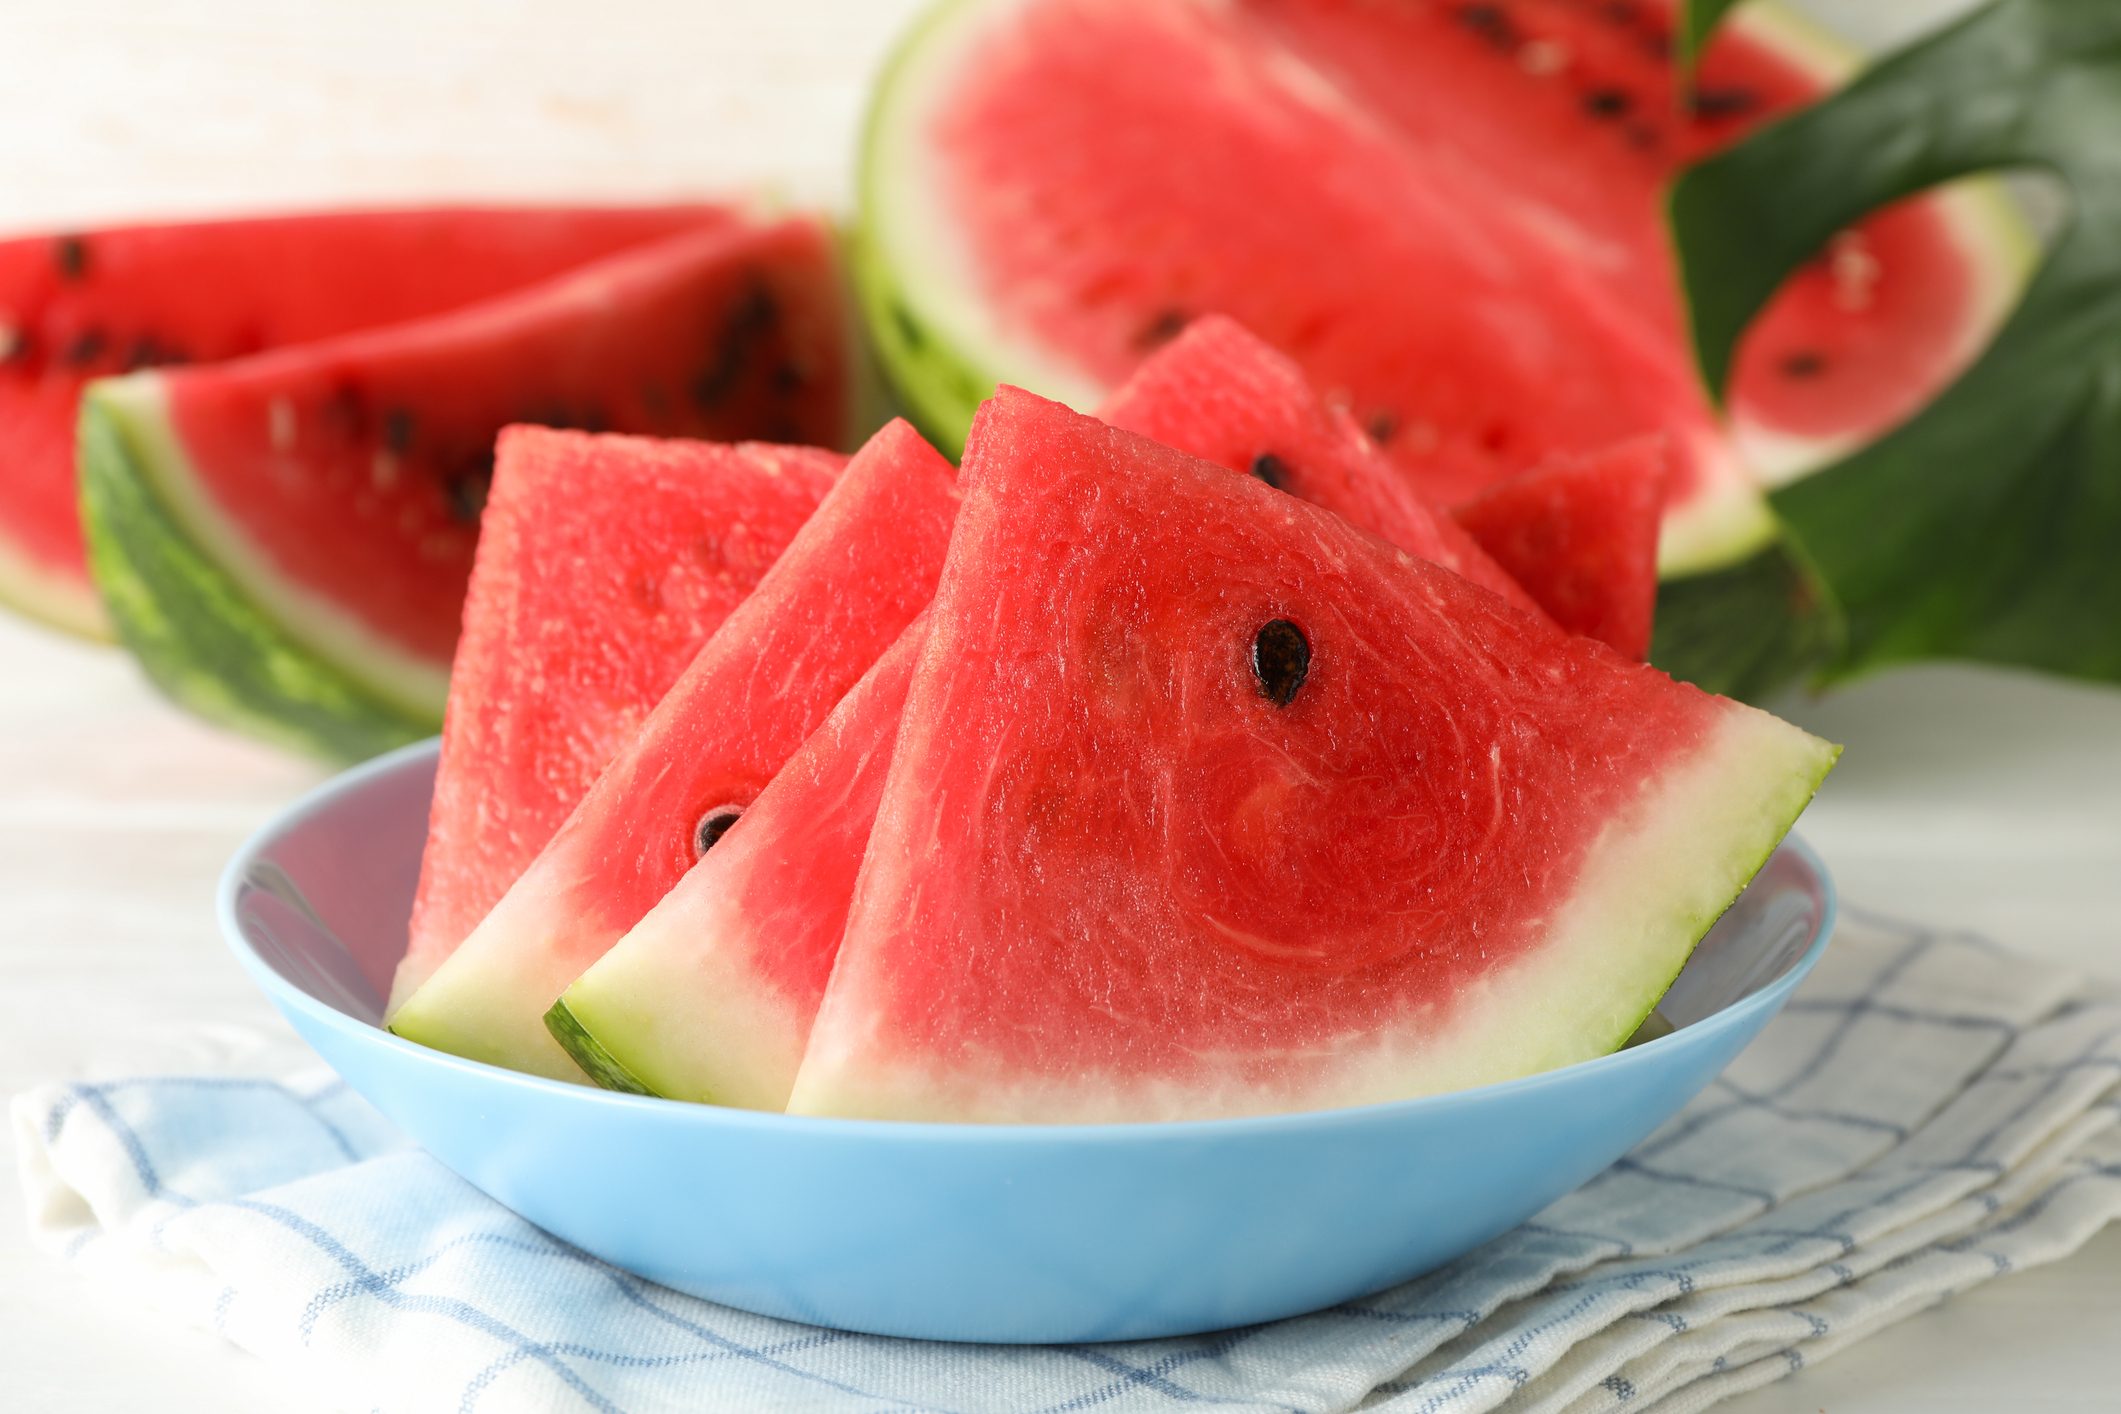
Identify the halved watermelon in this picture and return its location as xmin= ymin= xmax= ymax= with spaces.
xmin=1453 ymin=438 xmax=1669 ymax=660
xmin=396 ymin=426 xmax=844 ymax=1008
xmin=0 ymin=205 xmax=734 ymax=638
xmin=550 ymin=620 xmax=925 ymax=1106
xmin=80 ymin=212 xmax=866 ymax=759
xmin=784 ymin=389 xmax=1836 ymax=1124
xmin=856 ymin=0 xmax=2029 ymax=574
xmin=388 ymin=420 xmax=959 ymax=1081
xmin=1099 ymin=316 xmax=1544 ymax=618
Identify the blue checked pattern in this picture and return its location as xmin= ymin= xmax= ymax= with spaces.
xmin=13 ymin=912 xmax=2121 ymax=1414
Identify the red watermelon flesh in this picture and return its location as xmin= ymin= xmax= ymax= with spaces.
xmin=394 ymin=427 xmax=843 ymax=1008
xmin=0 ymin=205 xmax=735 ymax=636
xmin=93 ymin=213 xmax=858 ymax=715
xmin=389 ymin=419 xmax=960 ymax=1081
xmin=1099 ymin=316 xmax=1545 ymax=619
xmin=1453 ymin=437 xmax=1669 ymax=661
xmin=786 ymin=389 xmax=1836 ymax=1124
xmin=1236 ymin=0 xmax=2006 ymax=470
xmin=552 ymin=620 xmax=925 ymax=1108
xmin=874 ymin=0 xmax=2023 ymax=569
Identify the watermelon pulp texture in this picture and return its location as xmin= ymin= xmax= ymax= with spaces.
xmin=860 ymin=0 xmax=2025 ymax=573
xmin=0 ymin=206 xmax=733 ymax=637
xmin=388 ymin=420 xmax=960 ymax=1081
xmin=81 ymin=212 xmax=863 ymax=758
xmin=395 ymin=427 xmax=844 ymax=1008
xmin=1099 ymin=316 xmax=1544 ymax=619
xmin=786 ymin=390 xmax=1836 ymax=1124
xmin=552 ymin=621 xmax=925 ymax=1108
xmin=1454 ymin=438 xmax=1668 ymax=660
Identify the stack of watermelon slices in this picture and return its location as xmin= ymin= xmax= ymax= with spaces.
xmin=387 ymin=322 xmax=1835 ymax=1124
xmin=1 ymin=203 xmax=871 ymax=759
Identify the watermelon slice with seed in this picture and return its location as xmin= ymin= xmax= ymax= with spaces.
xmin=396 ymin=426 xmax=844 ymax=1008
xmin=79 ymin=211 xmax=866 ymax=759
xmin=1453 ymin=437 xmax=1669 ymax=661
xmin=550 ymin=620 xmax=925 ymax=1106
xmin=785 ymin=389 xmax=1836 ymax=1124
xmin=1100 ymin=316 xmax=1544 ymax=617
xmin=0 ymin=205 xmax=737 ymax=640
xmin=856 ymin=0 xmax=2029 ymax=574
xmin=388 ymin=420 xmax=959 ymax=1081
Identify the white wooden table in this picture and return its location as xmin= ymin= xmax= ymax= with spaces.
xmin=3 ymin=3 xmax=2115 ymax=1411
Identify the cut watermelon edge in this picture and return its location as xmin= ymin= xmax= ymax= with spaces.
xmin=0 ymin=524 xmax=111 ymax=641
xmin=785 ymin=707 xmax=1838 ymax=1124
xmin=78 ymin=387 xmax=439 ymax=760
xmin=859 ymin=0 xmax=2037 ymax=582
xmin=83 ymin=375 xmax=453 ymax=722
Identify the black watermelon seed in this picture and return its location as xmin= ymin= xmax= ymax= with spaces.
xmin=1780 ymin=351 xmax=1828 ymax=380
xmin=63 ymin=328 xmax=109 ymax=366
xmin=1365 ymin=410 xmax=1400 ymax=443
xmin=382 ymin=408 xmax=416 ymax=456
xmin=1252 ymin=619 xmax=1311 ymax=707
xmin=1600 ymin=1 xmax=1641 ymax=25
xmin=1582 ymin=88 xmax=1633 ymax=119
xmin=1688 ymin=86 xmax=1761 ymax=120
xmin=692 ymin=282 xmax=783 ymax=411
xmin=1133 ymin=308 xmax=1189 ymax=350
xmin=53 ymin=236 xmax=88 ymax=281
xmin=1454 ymin=3 xmax=1517 ymax=48
xmin=693 ymin=805 xmax=743 ymax=858
xmin=770 ymin=360 xmax=810 ymax=395
xmin=1 ymin=327 xmax=36 ymax=366
xmin=443 ymin=451 xmax=494 ymax=524
xmin=1249 ymin=452 xmax=1291 ymax=491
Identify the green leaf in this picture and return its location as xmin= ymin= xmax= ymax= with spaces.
xmin=1671 ymin=0 xmax=2121 ymax=684
xmin=1676 ymin=0 xmax=1747 ymax=68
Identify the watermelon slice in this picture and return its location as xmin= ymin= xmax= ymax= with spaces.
xmin=0 ymin=205 xmax=734 ymax=639
xmin=395 ymin=427 xmax=844 ymax=1008
xmin=1453 ymin=438 xmax=1669 ymax=660
xmin=80 ymin=212 xmax=865 ymax=759
xmin=388 ymin=420 xmax=959 ymax=1081
xmin=1099 ymin=316 xmax=1544 ymax=618
xmin=784 ymin=389 xmax=1837 ymax=1124
xmin=550 ymin=620 xmax=925 ymax=1106
xmin=856 ymin=0 xmax=2029 ymax=574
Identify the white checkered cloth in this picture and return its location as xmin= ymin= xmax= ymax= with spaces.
xmin=13 ymin=909 xmax=2121 ymax=1413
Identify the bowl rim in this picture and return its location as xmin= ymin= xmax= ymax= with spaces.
xmin=220 ymin=737 xmax=1837 ymax=1145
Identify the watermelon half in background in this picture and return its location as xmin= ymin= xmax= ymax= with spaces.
xmin=388 ymin=420 xmax=960 ymax=1079
xmin=79 ymin=210 xmax=870 ymax=759
xmin=400 ymin=426 xmax=844 ymax=1006
xmin=0 ymin=205 xmax=735 ymax=639
xmin=855 ymin=0 xmax=2030 ymax=578
xmin=786 ymin=389 xmax=1837 ymax=1124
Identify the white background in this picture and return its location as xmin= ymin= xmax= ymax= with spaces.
xmin=2 ymin=2 xmax=2115 ymax=1410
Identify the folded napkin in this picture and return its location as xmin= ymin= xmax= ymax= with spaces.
xmin=14 ymin=911 xmax=2121 ymax=1414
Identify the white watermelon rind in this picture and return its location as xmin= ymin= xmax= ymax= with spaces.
xmin=784 ymin=706 xmax=1839 ymax=1124
xmin=78 ymin=384 xmax=441 ymax=761
xmin=0 ymin=531 xmax=113 ymax=641
xmin=855 ymin=0 xmax=2034 ymax=578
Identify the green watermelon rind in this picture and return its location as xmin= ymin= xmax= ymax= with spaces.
xmin=543 ymin=999 xmax=657 ymax=1096
xmin=78 ymin=385 xmax=438 ymax=762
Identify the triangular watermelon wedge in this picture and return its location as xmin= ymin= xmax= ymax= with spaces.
xmin=1099 ymin=316 xmax=1545 ymax=618
xmin=786 ymin=389 xmax=1837 ymax=1124
xmin=395 ymin=426 xmax=844 ymax=1008
xmin=387 ymin=420 xmax=958 ymax=1080
xmin=1453 ymin=438 xmax=1670 ymax=661
xmin=549 ymin=618 xmax=925 ymax=1106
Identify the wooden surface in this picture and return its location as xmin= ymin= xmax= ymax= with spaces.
xmin=2 ymin=2 xmax=2115 ymax=1411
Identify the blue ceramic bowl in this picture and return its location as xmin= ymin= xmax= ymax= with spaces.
xmin=221 ymin=739 xmax=1835 ymax=1344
